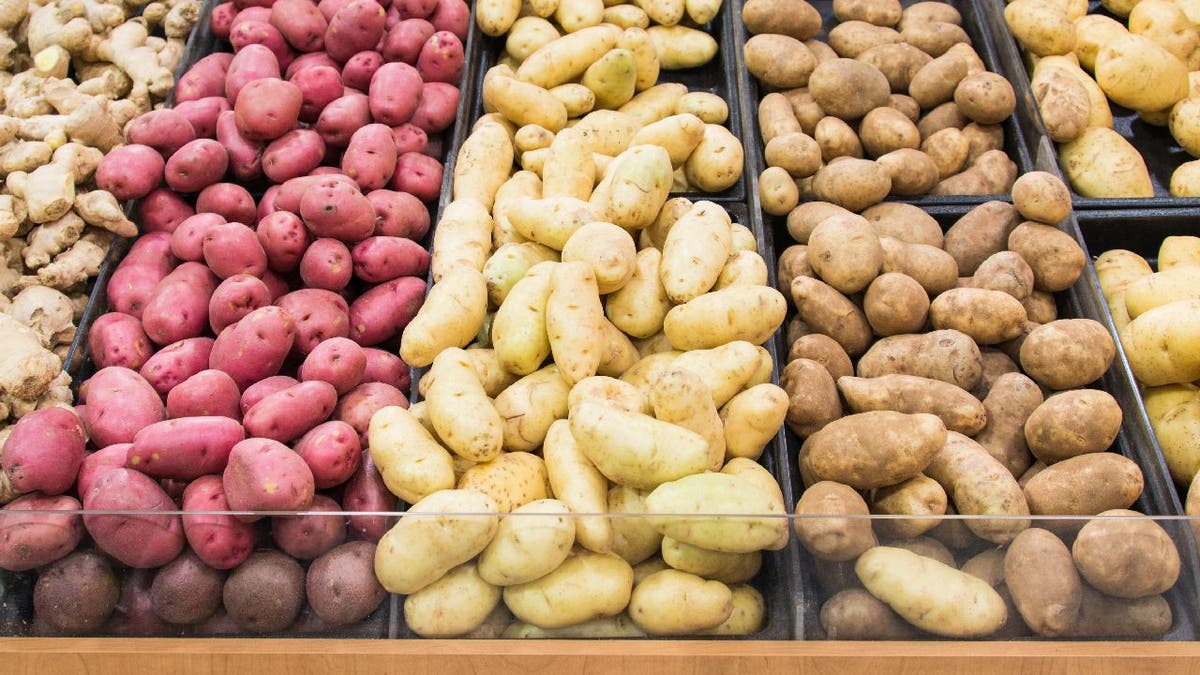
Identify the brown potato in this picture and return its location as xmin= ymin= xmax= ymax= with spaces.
xmin=834 ymin=0 xmax=901 ymax=25
xmin=973 ymin=251 xmax=1035 ymax=300
xmin=859 ymin=106 xmax=921 ymax=157
xmin=863 ymin=271 xmax=930 ymax=335
xmin=924 ymin=431 xmax=1031 ymax=544
xmin=828 ymin=21 xmax=903 ymax=58
xmin=973 ymin=348 xmax=1021 ymax=399
xmin=33 ymin=551 xmax=119 ymax=635
xmin=742 ymin=0 xmax=822 ymax=40
xmin=807 ymin=213 xmax=884 ymax=294
xmin=788 ymin=334 xmax=854 ymax=381
xmin=780 ymin=358 xmax=843 ymax=438
xmin=1021 ymin=291 xmax=1058 ymax=324
xmin=932 ymin=150 xmax=1017 ymax=196
xmin=1023 ymin=454 xmax=1144 ymax=517
xmin=1003 ymin=528 xmax=1082 ymax=637
xmin=960 ymin=548 xmax=1006 ymax=587
xmin=879 ymin=235 xmax=959 ymax=296
xmin=1025 ymin=390 xmax=1122 ymax=465
xmin=869 ymin=473 xmax=948 ymax=538
xmin=861 ymin=202 xmax=943 ymax=247
xmin=1072 ymin=511 xmax=1180 ymax=599
xmin=1032 ymin=68 xmax=1091 ymax=143
xmin=929 ymin=287 xmax=1029 ymax=345
xmin=954 ymin=72 xmax=1016 ymax=125
xmin=150 ymin=550 xmax=225 ymax=625
xmin=838 ymin=374 xmax=986 ymax=435
xmin=812 ymin=158 xmax=892 ymax=211
xmin=974 ymin=372 xmax=1042 ymax=477
xmin=782 ymin=88 xmax=826 ymax=134
xmin=1009 ymin=222 xmax=1086 ymax=292
xmin=917 ymin=101 xmax=968 ymax=139
xmin=764 ymin=131 xmax=822 ymax=178
xmin=902 ymin=20 xmax=970 ymax=56
xmin=857 ymin=329 xmax=982 ymax=391
xmin=793 ymin=481 xmax=877 ymax=561
xmin=809 ymin=58 xmax=892 ymax=120
xmin=815 ymin=116 xmax=865 ymax=162
xmin=943 ymin=200 xmax=1021 ymax=275
xmin=1018 ymin=319 xmax=1115 ymax=390
xmin=946 ymin=43 xmax=987 ymax=74
xmin=758 ymin=93 xmax=802 ymax=144
xmin=776 ymin=244 xmax=812 ymax=291
xmin=799 ymin=411 xmax=948 ymax=489
xmin=306 ymin=541 xmax=387 ymax=626
xmin=820 ymin=588 xmax=920 ymax=639
xmin=882 ymin=536 xmax=956 ymax=567
xmin=745 ymin=35 xmax=817 ymax=89
xmin=901 ymin=1 xmax=962 ymax=26
xmin=1069 ymin=587 xmax=1172 ymax=638
xmin=790 ymin=275 xmax=874 ymax=356
xmin=921 ymin=127 xmax=970 ymax=179
xmin=857 ymin=43 xmax=933 ymax=92
xmin=223 ymin=550 xmax=306 ymax=633
xmin=758 ymin=167 xmax=800 ymax=216
xmin=806 ymin=38 xmax=840 ymax=63
xmin=909 ymin=52 xmax=969 ymax=110
xmin=1011 ymin=171 xmax=1072 ymax=226
xmin=785 ymin=201 xmax=854 ymax=243
xmin=962 ymin=122 xmax=1005 ymax=163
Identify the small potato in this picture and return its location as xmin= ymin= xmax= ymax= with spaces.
xmin=1072 ymin=511 xmax=1180 ymax=599
xmin=1005 ymin=0 xmax=1075 ymax=56
xmin=741 ymin=0 xmax=822 ymax=40
xmin=660 ymin=201 xmax=732 ymax=303
xmin=1032 ymin=67 xmax=1091 ymax=143
xmin=34 ymin=551 xmax=119 ymax=635
xmin=1004 ymin=528 xmax=1082 ymax=637
xmin=478 ymin=499 xmax=574 ymax=586
xmin=806 ymin=214 xmax=883 ymax=294
xmin=758 ymin=167 xmax=800 ymax=216
xmin=870 ymin=474 xmax=948 ymax=539
xmin=647 ymin=26 xmax=718 ymax=70
xmin=811 ymin=158 xmax=892 ymax=211
xmin=544 ymin=420 xmax=612 ymax=553
xmin=1023 ymin=454 xmax=1144 ymax=517
xmin=793 ymin=481 xmax=877 ymax=561
xmin=764 ymin=132 xmax=822 ymax=178
xmin=684 ymin=125 xmax=744 ymax=193
xmin=879 ymin=236 xmax=959 ymax=296
xmin=503 ymin=551 xmax=634 ymax=628
xmin=834 ymin=0 xmax=901 ymax=25
xmin=858 ymin=106 xmax=921 ymax=158
xmin=1007 ymin=222 xmax=1085 ymax=293
xmin=1171 ymin=161 xmax=1200 ymax=196
xmin=820 ymin=588 xmax=919 ymax=639
xmin=629 ymin=570 xmax=732 ymax=635
xmin=400 ymin=268 xmax=487 ymax=368
xmin=1025 ymin=390 xmax=1122 ymax=464
xmin=608 ymin=486 xmax=664 ymax=566
xmin=973 ymin=251 xmax=1036 ymax=300
xmin=675 ymin=92 xmax=728 ymax=124
xmin=921 ymin=127 xmax=970 ymax=180
xmin=901 ymin=20 xmax=970 ymax=57
xmin=700 ymin=585 xmax=766 ymax=636
xmin=561 ymin=222 xmax=636 ymax=294
xmin=954 ymin=72 xmax=1016 ymax=125
xmin=1019 ymin=319 xmax=1115 ymax=390
xmin=720 ymin=384 xmax=788 ymax=461
xmin=744 ymin=35 xmax=817 ymax=89
xmin=815 ymin=117 xmax=865 ymax=162
xmin=863 ymin=272 xmax=930 ymax=336
xmin=660 ymin=537 xmax=761 ymax=585
xmin=828 ymin=21 xmax=902 ymax=58
xmin=858 ymin=329 xmax=982 ymax=391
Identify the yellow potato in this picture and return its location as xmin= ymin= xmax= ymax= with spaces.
xmin=574 ymin=109 xmax=644 ymax=155
xmin=502 ymin=614 xmax=646 ymax=637
xmin=661 ymin=537 xmax=761 ymax=584
xmin=478 ymin=499 xmax=576 ymax=586
xmin=483 ymin=72 xmax=568 ymax=132
xmin=555 ymin=0 xmax=603 ymax=32
xmin=650 ymin=367 xmax=725 ymax=471
xmin=620 ymin=83 xmax=689 ymax=126
xmin=517 ymin=24 xmax=623 ymax=89
xmin=591 ymin=146 xmax=674 ymax=231
xmin=596 ymin=315 xmax=640 ymax=377
xmin=367 ymin=406 xmax=456 ymax=505
xmin=1095 ymin=34 xmax=1189 ymax=112
xmin=715 ymin=249 xmax=770 ymax=290
xmin=608 ymin=485 xmax=663 ymax=565
xmin=375 ymin=489 xmax=500 ymax=594
xmin=570 ymin=401 xmax=710 ymax=489
xmin=1123 ymin=266 xmax=1200 ymax=318
xmin=490 ymin=262 xmax=554 ymax=376
xmin=546 ymin=261 xmax=606 ymax=385
xmin=699 ymin=585 xmax=765 ymax=636
xmin=403 ymin=563 xmax=502 ymax=637
xmin=541 ymin=128 xmax=595 ymax=202
xmin=605 ymin=248 xmax=672 ymax=339
xmin=569 ymin=375 xmax=650 ymax=414
xmin=431 ymin=199 xmax=493 ymax=282
xmin=604 ymin=5 xmax=650 ymax=29
xmin=1122 ymin=300 xmax=1200 ymax=385
xmin=492 ymin=170 xmax=542 ymax=247
xmin=1144 ymin=383 xmax=1200 ymax=483
xmin=543 ymin=419 xmax=612 ymax=552
xmin=619 ymin=27 xmax=659 ymax=92
xmin=720 ymin=384 xmax=788 ymax=461
xmin=660 ymin=200 xmax=732 ymax=303
xmin=629 ymin=113 xmax=705 ymax=168
xmin=645 ymin=471 xmax=789 ymax=553
xmin=582 ymin=48 xmax=637 ymax=110
xmin=400 ymin=268 xmax=488 ymax=368
xmin=635 ymin=0 xmax=684 ymax=25
xmin=647 ymin=25 xmax=718 ymax=69
xmin=427 ymin=348 xmax=505 ymax=463
xmin=1004 ymin=0 xmax=1076 ymax=56
xmin=506 ymin=17 xmax=561 ymax=61
xmin=663 ymin=286 xmax=787 ymax=350
xmin=1060 ymin=127 xmax=1153 ymax=198
xmin=549 ymin=83 xmax=597 ymax=118
xmin=1032 ymin=56 xmax=1114 ymax=128
xmin=477 ymin=0 xmax=522 ymax=35
xmin=483 ymin=241 xmax=558 ymax=307
xmin=685 ymin=124 xmax=744 ymax=193
xmin=669 ymin=340 xmax=763 ymax=407
xmin=506 ymin=196 xmax=597 ymax=250
xmin=676 ymin=91 xmax=729 ymax=124
xmin=503 ymin=550 xmax=634 ymax=629
xmin=560 ymin=221 xmax=637 ymax=295
xmin=1160 ymin=235 xmax=1200 ymax=269
xmin=629 ymin=569 xmax=733 ymax=635
xmin=1129 ymin=0 xmax=1197 ymax=62
xmin=453 ymin=121 xmax=515 ymax=211
xmin=493 ymin=365 xmax=571 ymax=452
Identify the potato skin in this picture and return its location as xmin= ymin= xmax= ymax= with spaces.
xmin=820 ymin=588 xmax=920 ymax=639
xmin=33 ymin=551 xmax=120 ymax=635
xmin=974 ymin=372 xmax=1042 ymax=478
xmin=224 ymin=550 xmax=306 ymax=633
xmin=1072 ymin=510 xmax=1180 ymax=599
xmin=809 ymin=58 xmax=891 ymax=120
xmin=800 ymin=411 xmax=947 ymax=489
xmin=807 ymin=214 xmax=883 ymax=295
xmin=1024 ymin=390 xmax=1122 ymax=464
xmin=1003 ymin=528 xmax=1081 ymax=637
xmin=1022 ymin=453 xmax=1144 ymax=517
xmin=837 ymin=374 xmax=986 ymax=435
xmin=780 ymin=358 xmax=843 ymax=438
xmin=741 ymin=0 xmax=822 ymax=40
xmin=869 ymin=474 xmax=947 ymax=539
xmin=929 ymin=288 xmax=1028 ymax=345
xmin=924 ymin=432 xmax=1030 ymax=544
xmin=857 ymin=329 xmax=983 ymax=392
xmin=1018 ymin=319 xmax=1116 ymax=390
xmin=629 ymin=569 xmax=733 ymax=635
xmin=793 ymin=481 xmax=877 ymax=561
xmin=745 ymin=34 xmax=816 ymax=89
xmin=790 ymin=276 xmax=873 ymax=357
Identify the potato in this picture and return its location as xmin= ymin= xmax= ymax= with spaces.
xmin=804 ymin=214 xmax=883 ymax=294
xmin=223 ymin=550 xmax=305 ymax=633
xmin=33 ymin=551 xmax=119 ymax=635
xmin=607 ymin=486 xmax=663 ymax=565
xmin=1096 ymin=34 xmax=1189 ymax=112
xmin=859 ymin=107 xmax=921 ymax=158
xmin=662 ymin=286 xmax=785 ymax=351
xmin=546 ymin=261 xmax=606 ymax=385
xmin=858 ymin=43 xmax=932 ymax=93
xmin=741 ymin=0 xmax=822 ymax=40
xmin=863 ymin=271 xmax=930 ymax=336
xmin=820 ymin=588 xmax=919 ymax=639
xmin=909 ymin=52 xmax=968 ymax=110
xmin=812 ymin=158 xmax=891 ymax=211
xmin=800 ymin=411 xmax=946 ymax=489
xmin=404 ymin=563 xmax=501 ymax=638
xmin=858 ymin=329 xmax=982 ymax=391
xmin=780 ymin=358 xmax=842 ymax=439
xmin=860 ymin=203 xmax=942 ymax=247
xmin=628 ymin=570 xmax=732 ymax=635
xmin=789 ymin=276 xmax=873 ymax=357
xmin=502 ymin=550 xmax=633 ymax=629
xmin=1060 ymin=127 xmax=1153 ymax=198
xmin=660 ymin=537 xmax=760 ymax=585
xmin=902 ymin=20 xmax=970 ymax=57
xmin=1004 ymin=0 xmax=1075 ymax=56
xmin=568 ymin=401 xmax=708 ymax=489
xmin=838 ymin=375 xmax=985 ymax=435
xmin=400 ymin=268 xmax=487 ymax=368
xmin=758 ymin=167 xmax=800 ymax=216
xmin=458 ymin=452 xmax=549 ymax=514
xmin=366 ymin=406 xmax=455 ymax=505
xmin=953 ymin=73 xmax=1016 ymax=125
xmin=1023 ymin=454 xmax=1144 ymax=517
xmin=870 ymin=474 xmax=947 ymax=539
xmin=375 ymin=489 xmax=499 ymax=594
xmin=1171 ymin=161 xmax=1200 ymax=196
xmin=924 ymin=431 xmax=1030 ymax=544
xmin=720 ymin=384 xmax=788 ymax=461
xmin=857 ymin=546 xmax=1007 ymax=637
xmin=503 ymin=614 xmax=646 ymax=638
xmin=921 ymin=127 xmax=970 ymax=180
xmin=1019 ymin=319 xmax=1115 ymax=389
xmin=646 ymin=26 xmax=717 ymax=70
xmin=828 ymin=21 xmax=902 ymax=58
xmin=1123 ymin=266 xmax=1200 ymax=318
xmin=793 ymin=481 xmax=876 ymax=561
xmin=1003 ymin=528 xmax=1082 ymax=637
xmin=815 ymin=116 xmax=865 ymax=162
xmin=699 ymin=584 xmax=766 ymax=636
xmin=763 ymin=132 xmax=822 ymax=179
xmin=675 ymin=92 xmax=729 ymax=124
xmin=543 ymin=419 xmax=612 ymax=553
xmin=658 ymin=201 xmax=731 ymax=303
xmin=684 ymin=125 xmax=744 ymax=193
xmin=745 ymin=35 xmax=816 ymax=89
xmin=1032 ymin=66 xmax=1091 ymax=144
xmin=973 ymin=251 xmax=1036 ymax=300
xmin=1025 ymin=390 xmax=1122 ymax=464
xmin=975 ymin=372 xmax=1042 ymax=477
xmin=1072 ymin=511 xmax=1180 ymax=599
xmin=1070 ymin=587 xmax=1172 ymax=637
xmin=645 ymin=471 xmax=788 ymax=553
xmin=809 ymin=58 xmax=891 ymax=120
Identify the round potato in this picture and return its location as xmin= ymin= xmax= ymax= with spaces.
xmin=815 ymin=116 xmax=864 ymax=162
xmin=1018 ymin=319 xmax=1115 ymax=389
xmin=811 ymin=158 xmax=892 ymax=211
xmin=764 ymin=132 xmax=822 ymax=178
xmin=1072 ymin=511 xmax=1180 ymax=599
xmin=808 ymin=58 xmax=891 ymax=120
xmin=793 ymin=481 xmax=877 ymax=561
xmin=859 ymin=106 xmax=921 ymax=157
xmin=1024 ymin=390 xmax=1122 ymax=464
xmin=744 ymin=34 xmax=817 ymax=89
xmin=758 ymin=167 xmax=800 ymax=216
xmin=1011 ymin=171 xmax=1071 ymax=225
xmin=629 ymin=569 xmax=733 ymax=635
xmin=954 ymin=72 xmax=1016 ymax=125
xmin=873 ymin=149 xmax=941 ymax=196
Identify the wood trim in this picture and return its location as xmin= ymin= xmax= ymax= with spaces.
xmin=1 ymin=639 xmax=1199 ymax=674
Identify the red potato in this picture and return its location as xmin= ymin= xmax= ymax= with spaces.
xmin=275 ymin=289 xmax=351 ymax=354
xmin=142 ymin=262 xmax=219 ymax=345
xmin=416 ymin=31 xmax=462 ymax=84
xmin=0 ymin=494 xmax=83 ymax=572
xmin=258 ymin=184 xmax=281 ymax=223
xmin=362 ymin=348 xmax=409 ymax=390
xmin=286 ymin=51 xmax=339 ymax=78
xmin=210 ymin=2 xmax=238 ymax=40
xmin=182 ymin=475 xmax=256 ymax=569
xmin=230 ymin=20 xmax=295 ymax=71
xmin=234 ymin=77 xmax=302 ymax=141
xmin=167 ymin=369 xmax=243 ymax=420
xmin=171 ymin=213 xmax=227 ymax=262
xmin=122 ymin=231 xmax=175 ymax=267
xmin=340 ymin=50 xmax=384 ymax=92
xmin=299 ymin=178 xmax=376 ymax=242
xmin=82 ymin=367 xmax=166 ymax=447
xmin=210 ymin=305 xmax=297 ymax=389
xmin=334 ymin=381 xmax=408 ymax=439
xmin=368 ymin=62 xmax=422 ymax=126
xmin=138 ymin=337 xmax=216 ymax=395
xmin=389 ymin=151 xmax=442 ymax=202
xmin=164 ymin=139 xmax=229 ymax=193
xmin=138 ymin=188 xmax=197 ymax=234
xmin=347 ymin=275 xmax=426 ymax=346
xmin=240 ymin=375 xmax=299 ymax=414
xmin=83 ymin=469 xmax=185 ymax=568
xmin=271 ymin=494 xmax=346 ymax=559
xmin=124 ymin=110 xmax=197 ymax=159
xmin=175 ymin=52 xmax=235 ymax=103
xmin=341 ymin=123 xmax=397 ymax=190
xmin=262 ymin=269 xmax=291 ymax=300
xmin=216 ymin=111 xmax=265 ymax=181
xmin=76 ymin=445 xmax=130 ymax=498
xmin=244 ymin=381 xmax=338 ymax=443
xmin=149 ymin=551 xmax=225 ymax=626
xmin=107 ymin=233 xmax=176 ymax=318
xmin=1 ymin=408 xmax=85 ymax=496
xmin=173 ymin=97 xmax=232 ymax=139
xmin=299 ymin=237 xmax=353 ymax=291
xmin=293 ymin=420 xmax=361 ymax=488
xmin=94 ymin=144 xmax=164 ymax=200
xmin=341 ymin=450 xmax=395 ymax=542
xmin=230 ymin=5 xmax=273 ymax=27
xmin=382 ymin=18 xmax=434 ymax=63
xmin=257 ymin=210 xmax=311 ymax=272
xmin=316 ymin=93 xmax=371 ymax=147
xmin=351 ymin=236 xmax=429 ymax=282
xmin=197 ymin=183 xmax=257 ymax=224
xmin=89 ymin=312 xmax=154 ymax=370
xmin=396 ymin=0 xmax=437 ymax=19
xmin=290 ymin=65 xmax=343 ymax=122
xmin=126 ymin=417 xmax=246 ymax=480
xmin=262 ymin=129 xmax=326 ymax=183
xmin=428 ymin=0 xmax=468 ymax=40
xmin=390 ymin=123 xmax=428 ymax=155
xmin=210 ymin=274 xmax=272 ymax=333
xmin=203 ymin=222 xmax=269 ymax=279
xmin=324 ymin=0 xmax=387 ymax=63
xmin=318 ymin=0 xmax=354 ymax=21
xmin=222 ymin=438 xmax=316 ymax=518
xmin=274 ymin=173 xmax=358 ymax=213
xmin=225 ymin=44 xmax=282 ymax=105
xmin=366 ymin=189 xmax=429 ymax=239
xmin=410 ymin=81 xmax=458 ymax=134
xmin=271 ymin=0 xmax=327 ymax=51
xmin=299 ymin=336 xmax=366 ymax=394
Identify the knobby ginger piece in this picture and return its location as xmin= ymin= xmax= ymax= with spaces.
xmin=22 ymin=210 xmax=84 ymax=268
xmin=36 ymin=227 xmax=111 ymax=287
xmin=8 ymin=285 xmax=75 ymax=347
xmin=75 ymin=190 xmax=135 ymax=236
xmin=0 ymin=313 xmax=61 ymax=400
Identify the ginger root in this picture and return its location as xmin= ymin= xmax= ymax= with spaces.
xmin=0 ymin=313 xmax=61 ymax=401
xmin=93 ymin=20 xmax=174 ymax=101
xmin=0 ymin=140 xmax=52 ymax=175
xmin=52 ymin=142 xmax=103 ymax=183
xmin=22 ymin=210 xmax=84 ymax=268
xmin=0 ymin=195 xmax=23 ymax=240
xmin=74 ymin=189 xmax=136 ymax=236
xmin=36 ymin=226 xmax=111 ymax=288
xmin=6 ymin=162 xmax=75 ymax=223
xmin=8 ymin=285 xmax=75 ymax=346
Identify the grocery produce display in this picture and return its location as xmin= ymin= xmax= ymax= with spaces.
xmin=0 ymin=0 xmax=1199 ymax=646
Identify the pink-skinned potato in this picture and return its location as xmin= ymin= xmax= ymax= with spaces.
xmin=410 ymin=82 xmax=459 ymax=134
xmin=175 ymin=52 xmax=234 ymax=103
xmin=235 ymin=77 xmax=302 ymax=141
xmin=0 ymin=494 xmax=83 ymax=572
xmin=299 ymin=237 xmax=353 ymax=291
xmin=210 ymin=305 xmax=297 ymax=389
xmin=316 ymin=93 xmax=371 ymax=147
xmin=318 ymin=0 xmax=353 ymax=21
xmin=89 ymin=312 xmax=154 ymax=371
xmin=243 ymin=380 xmax=338 ymax=443
xmin=334 ymin=381 xmax=408 ymax=439
xmin=222 ymin=438 xmax=316 ymax=520
xmin=262 ymin=129 xmax=326 ymax=183
xmin=171 ymin=213 xmax=227 ymax=262
xmin=397 ymin=0 xmax=437 ymax=19
xmin=182 ymin=475 xmax=256 ymax=569
xmin=347 ymin=276 xmax=426 ymax=346
xmin=275 ymin=288 xmax=350 ymax=354
xmin=1 ymin=407 xmax=85 ymax=497
xmin=429 ymin=0 xmax=468 ymax=40
xmin=257 ymin=210 xmax=311 ymax=273
xmin=164 ymin=138 xmax=229 ymax=193
xmin=294 ymin=420 xmax=362 ymax=488
xmin=342 ymin=450 xmax=396 ymax=541
xmin=274 ymin=173 xmax=358 ymax=213
xmin=286 ymin=51 xmax=339 ymax=78
xmin=197 ymin=183 xmax=257 ymax=225
xmin=210 ymin=274 xmax=272 ymax=333
xmin=341 ymin=51 xmax=384 ymax=92
xmin=368 ymin=62 xmax=422 ymax=126
xmin=389 ymin=151 xmax=442 ymax=202
xmin=416 ymin=31 xmax=463 ymax=84
xmin=341 ymin=123 xmax=397 ymax=190
xmin=271 ymin=0 xmax=327 ymax=52
xmin=230 ymin=20 xmax=295 ymax=71
xmin=83 ymin=367 xmax=166 ymax=447
xmin=210 ymin=2 xmax=236 ymax=39
xmin=122 ymin=232 xmax=175 ymax=268
xmin=127 ymin=417 xmax=246 ymax=480
xmin=324 ymin=0 xmax=387 ymax=63
xmin=289 ymin=65 xmax=343 ymax=122
xmin=271 ymin=494 xmax=346 ymax=559
xmin=107 ymin=233 xmax=175 ymax=318
xmin=241 ymin=375 xmax=299 ymax=414
xmin=167 ymin=369 xmax=243 ymax=420
xmin=216 ymin=111 xmax=265 ymax=181
xmin=95 ymin=144 xmax=165 ymax=201
xmin=258 ymin=184 xmax=281 ymax=222
xmin=382 ymin=18 xmax=434 ymax=64
xmin=83 ymin=468 xmax=185 ymax=568
xmin=76 ymin=445 xmax=130 ymax=498
xmin=299 ymin=178 xmax=376 ymax=242
xmin=173 ymin=97 xmax=232 ymax=140
xmin=362 ymin=348 xmax=410 ymax=390
xmin=125 ymin=109 xmax=197 ymax=159
xmin=138 ymin=188 xmax=196 ymax=234
xmin=351 ymin=236 xmax=430 ymax=283
xmin=367 ymin=189 xmax=429 ymax=239
xmin=225 ymin=44 xmax=282 ymax=104
xmin=142 ymin=262 xmax=218 ymax=344
xmin=203 ymin=222 xmax=269 ymax=279
xmin=391 ymin=123 xmax=428 ymax=154
xmin=262 ymin=269 xmax=291 ymax=301
xmin=299 ymin=336 xmax=366 ymax=394
xmin=139 ymin=336 xmax=216 ymax=394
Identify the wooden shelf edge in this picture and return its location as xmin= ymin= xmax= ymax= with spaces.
xmin=1 ymin=638 xmax=1199 ymax=674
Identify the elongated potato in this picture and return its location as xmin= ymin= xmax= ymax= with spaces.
xmin=545 ymin=261 xmax=606 ymax=386
xmin=375 ymin=490 xmax=499 ymax=594
xmin=561 ymin=222 xmax=637 ymax=294
xmin=517 ymin=25 xmax=623 ymax=89
xmin=660 ymin=201 xmax=732 ymax=303
xmin=606 ymin=248 xmax=672 ymax=339
xmin=1123 ymin=266 xmax=1200 ymax=318
xmin=663 ymin=286 xmax=787 ymax=351
xmin=924 ymin=431 xmax=1030 ymax=544
xmin=431 ymin=199 xmax=494 ymax=282
xmin=1122 ymin=300 xmax=1200 ymax=385
xmin=483 ymin=243 xmax=558 ymax=307
xmin=582 ymin=48 xmax=637 ymax=110
xmin=789 ymin=276 xmax=873 ymax=356
xmin=403 ymin=563 xmax=502 ymax=638
xmin=427 ymin=348 xmax=504 ymax=463
xmin=837 ymin=375 xmax=986 ymax=435
xmin=368 ymin=406 xmax=455 ymax=505
xmin=721 ymin=384 xmax=788 ymax=461
xmin=629 ymin=569 xmax=733 ymax=635
xmin=453 ymin=122 xmax=514 ymax=210
xmin=667 ymin=341 xmax=761 ymax=408
xmin=630 ymin=114 xmax=705 ymax=168
xmin=503 ymin=550 xmax=634 ymax=628
xmin=974 ymin=372 xmax=1042 ymax=477
xmin=720 ymin=458 xmax=789 ymax=552
xmin=608 ymin=485 xmax=663 ymax=565
xmin=543 ymin=419 xmax=611 ymax=552
xmin=929 ymin=288 xmax=1028 ymax=345
xmin=800 ymin=411 xmax=947 ymax=490
xmin=645 ymin=472 xmax=788 ymax=553
xmin=569 ymin=401 xmax=709 ymax=489
xmin=483 ymin=72 xmax=568 ymax=132
xmin=478 ymin=0 xmax=522 ymax=35
xmin=458 ymin=452 xmax=549 ymax=513
xmin=620 ymin=83 xmax=689 ymax=126
xmin=506 ymin=197 xmax=597 ymax=251
xmin=1060 ymin=127 xmax=1153 ymax=198
xmin=661 ymin=538 xmax=761 ymax=584
xmin=541 ymin=128 xmax=594 ymax=201
xmin=700 ymin=584 xmax=766 ymax=636
xmin=858 ymin=329 xmax=982 ymax=392
xmin=478 ymin=499 xmax=575 ymax=586
xmin=647 ymin=25 xmax=718 ymax=69
xmin=400 ymin=268 xmax=487 ymax=368
xmin=1095 ymin=34 xmax=1188 ymax=112
xmin=619 ymin=27 xmax=660 ymax=92
xmin=1004 ymin=528 xmax=1081 ymax=637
